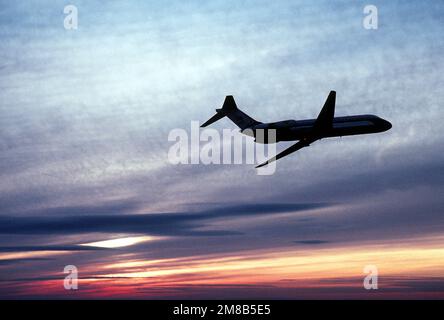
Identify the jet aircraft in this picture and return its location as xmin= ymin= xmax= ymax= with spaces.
xmin=201 ymin=91 xmax=392 ymax=168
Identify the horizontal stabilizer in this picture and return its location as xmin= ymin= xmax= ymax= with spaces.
xmin=201 ymin=96 xmax=260 ymax=129
xmin=201 ymin=111 xmax=226 ymax=127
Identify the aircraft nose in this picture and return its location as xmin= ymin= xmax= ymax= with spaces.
xmin=382 ymin=119 xmax=392 ymax=131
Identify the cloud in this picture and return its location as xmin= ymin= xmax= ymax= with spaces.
xmin=0 ymin=245 xmax=109 ymax=252
xmin=1 ymin=0 xmax=444 ymax=298
xmin=293 ymin=240 xmax=330 ymax=245
xmin=0 ymin=202 xmax=330 ymax=236
xmin=0 ymin=258 xmax=53 ymax=266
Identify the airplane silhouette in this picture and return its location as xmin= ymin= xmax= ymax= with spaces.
xmin=201 ymin=91 xmax=392 ymax=168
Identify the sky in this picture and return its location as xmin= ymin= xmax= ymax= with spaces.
xmin=0 ymin=0 xmax=444 ymax=299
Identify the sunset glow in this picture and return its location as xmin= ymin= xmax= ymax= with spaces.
xmin=1 ymin=0 xmax=443 ymax=299
xmin=81 ymin=236 xmax=161 ymax=248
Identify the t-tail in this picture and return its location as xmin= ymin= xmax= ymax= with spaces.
xmin=201 ymin=96 xmax=261 ymax=130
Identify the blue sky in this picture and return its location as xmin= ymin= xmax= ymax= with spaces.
xmin=0 ymin=0 xmax=444 ymax=298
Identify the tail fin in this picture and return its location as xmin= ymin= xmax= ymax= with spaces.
xmin=219 ymin=95 xmax=237 ymax=113
xmin=201 ymin=96 xmax=260 ymax=129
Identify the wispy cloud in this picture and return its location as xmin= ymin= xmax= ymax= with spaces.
xmin=0 ymin=0 xmax=444 ymax=298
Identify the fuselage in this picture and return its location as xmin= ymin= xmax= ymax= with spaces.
xmin=243 ymin=114 xmax=392 ymax=143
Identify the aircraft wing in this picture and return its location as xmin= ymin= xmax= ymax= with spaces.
xmin=313 ymin=90 xmax=336 ymax=133
xmin=255 ymin=138 xmax=316 ymax=168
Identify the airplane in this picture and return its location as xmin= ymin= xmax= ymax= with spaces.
xmin=201 ymin=91 xmax=392 ymax=168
